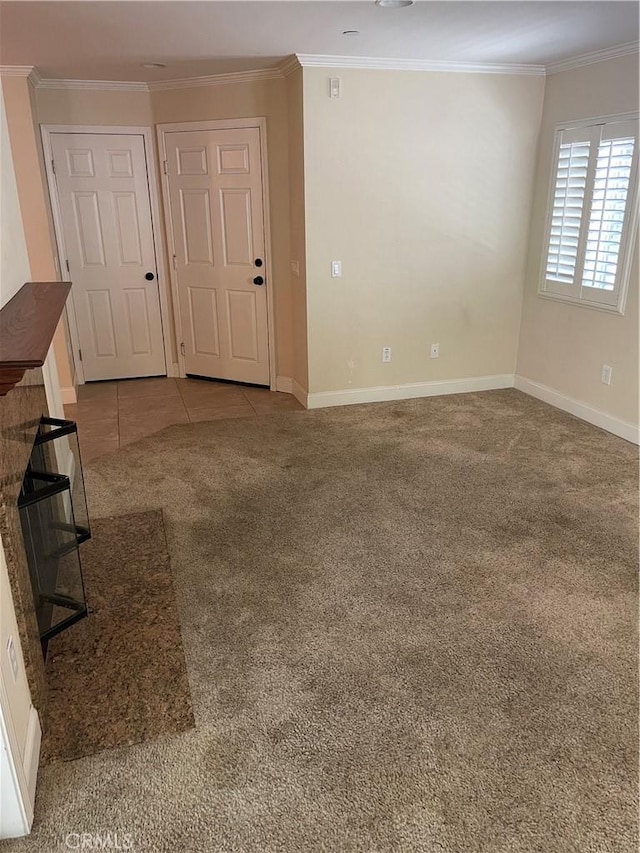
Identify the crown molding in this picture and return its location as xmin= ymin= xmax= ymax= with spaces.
xmin=0 ymin=65 xmax=34 ymax=77
xmin=545 ymin=41 xmax=639 ymax=75
xmin=0 ymin=65 xmax=41 ymax=87
xmin=279 ymin=55 xmax=302 ymax=78
xmin=6 ymin=41 xmax=637 ymax=93
xmin=36 ymin=78 xmax=148 ymax=92
xmin=294 ymin=54 xmax=546 ymax=76
xmin=28 ymin=67 xmax=42 ymax=88
xmin=147 ymin=65 xmax=284 ymax=92
xmin=26 ymin=63 xmax=288 ymax=92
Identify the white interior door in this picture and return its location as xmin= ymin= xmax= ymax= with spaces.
xmin=51 ymin=133 xmax=166 ymax=381
xmin=164 ymin=127 xmax=270 ymax=385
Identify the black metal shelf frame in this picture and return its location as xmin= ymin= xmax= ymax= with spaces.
xmin=18 ymin=417 xmax=91 ymax=648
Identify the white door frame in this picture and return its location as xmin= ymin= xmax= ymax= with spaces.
xmin=41 ymin=124 xmax=178 ymax=384
xmin=157 ymin=117 xmax=276 ymax=390
xmin=0 ymin=674 xmax=38 ymax=839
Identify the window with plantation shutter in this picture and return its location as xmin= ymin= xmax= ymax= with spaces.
xmin=540 ymin=115 xmax=639 ymax=314
xmin=546 ymin=139 xmax=590 ymax=283
xmin=582 ymin=136 xmax=634 ymax=291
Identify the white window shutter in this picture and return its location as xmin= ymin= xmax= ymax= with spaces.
xmin=545 ymin=136 xmax=590 ymax=285
xmin=580 ymin=121 xmax=638 ymax=307
xmin=542 ymin=125 xmax=595 ymax=299
xmin=540 ymin=115 xmax=639 ymax=313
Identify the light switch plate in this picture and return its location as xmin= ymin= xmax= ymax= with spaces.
xmin=331 ymin=261 xmax=342 ymax=278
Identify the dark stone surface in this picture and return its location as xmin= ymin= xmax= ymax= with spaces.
xmin=0 ymin=367 xmax=48 ymax=715
xmin=41 ymin=510 xmax=195 ymax=762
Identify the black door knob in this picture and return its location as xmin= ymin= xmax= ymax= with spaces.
xmin=145 ymin=272 xmax=155 ymax=281
xmin=254 ymin=258 xmax=263 ymax=267
xmin=253 ymin=276 xmax=264 ymax=286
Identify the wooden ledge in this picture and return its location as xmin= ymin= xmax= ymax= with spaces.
xmin=0 ymin=282 xmax=71 ymax=396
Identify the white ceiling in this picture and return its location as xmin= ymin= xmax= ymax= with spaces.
xmin=0 ymin=1 xmax=638 ymax=82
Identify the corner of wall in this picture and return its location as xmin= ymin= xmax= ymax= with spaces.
xmin=2 ymin=73 xmax=76 ymax=400
xmin=515 ymin=53 xmax=640 ymax=429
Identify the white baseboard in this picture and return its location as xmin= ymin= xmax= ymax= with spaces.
xmin=280 ymin=371 xmax=638 ymax=443
xmin=275 ymin=375 xmax=293 ymax=393
xmin=291 ymin=379 xmax=309 ymax=408
xmin=59 ymin=386 xmax=77 ymax=405
xmin=23 ymin=707 xmax=41 ymax=808
xmin=278 ymin=376 xmax=309 ymax=407
xmin=305 ymin=374 xmax=515 ymax=409
xmin=514 ymin=375 xmax=639 ymax=444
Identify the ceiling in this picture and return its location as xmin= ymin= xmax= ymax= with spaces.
xmin=0 ymin=1 xmax=638 ymax=82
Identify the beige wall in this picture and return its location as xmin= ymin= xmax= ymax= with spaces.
xmin=0 ymin=540 xmax=32 ymax=782
xmin=517 ymin=54 xmax=639 ymax=426
xmin=20 ymin=60 xmax=638 ymax=418
xmin=0 ymin=85 xmax=37 ymax=816
xmin=1 ymin=84 xmax=31 ymax=305
xmin=33 ymin=81 xmax=295 ymax=380
xmin=302 ymin=67 xmax=545 ymax=394
xmin=286 ymin=68 xmax=309 ymax=390
xmin=152 ymin=78 xmax=294 ymax=379
xmin=35 ymin=87 xmax=153 ymax=126
xmin=2 ymin=76 xmax=75 ymax=392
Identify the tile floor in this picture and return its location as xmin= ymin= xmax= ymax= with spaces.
xmin=64 ymin=377 xmax=304 ymax=463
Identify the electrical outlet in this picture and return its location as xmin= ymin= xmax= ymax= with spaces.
xmin=290 ymin=260 xmax=299 ymax=277
xmin=331 ymin=260 xmax=342 ymax=278
xmin=6 ymin=636 xmax=18 ymax=683
xmin=601 ymin=364 xmax=613 ymax=385
xmin=430 ymin=343 xmax=440 ymax=359
xmin=382 ymin=346 xmax=392 ymax=363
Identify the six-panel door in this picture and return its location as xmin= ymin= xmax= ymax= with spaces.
xmin=164 ymin=127 xmax=270 ymax=385
xmin=51 ymin=133 xmax=166 ymax=381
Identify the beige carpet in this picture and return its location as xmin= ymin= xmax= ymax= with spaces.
xmin=41 ymin=511 xmax=194 ymax=763
xmin=3 ymin=390 xmax=637 ymax=852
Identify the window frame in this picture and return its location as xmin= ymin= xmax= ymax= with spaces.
xmin=538 ymin=111 xmax=640 ymax=316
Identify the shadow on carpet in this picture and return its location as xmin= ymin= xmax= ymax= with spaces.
xmin=41 ymin=510 xmax=194 ymax=762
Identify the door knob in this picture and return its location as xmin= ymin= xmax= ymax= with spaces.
xmin=254 ymin=258 xmax=263 ymax=267
xmin=145 ymin=272 xmax=155 ymax=281
xmin=253 ymin=276 xmax=264 ymax=286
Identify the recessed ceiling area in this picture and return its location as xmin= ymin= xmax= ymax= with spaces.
xmin=0 ymin=1 xmax=638 ymax=81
